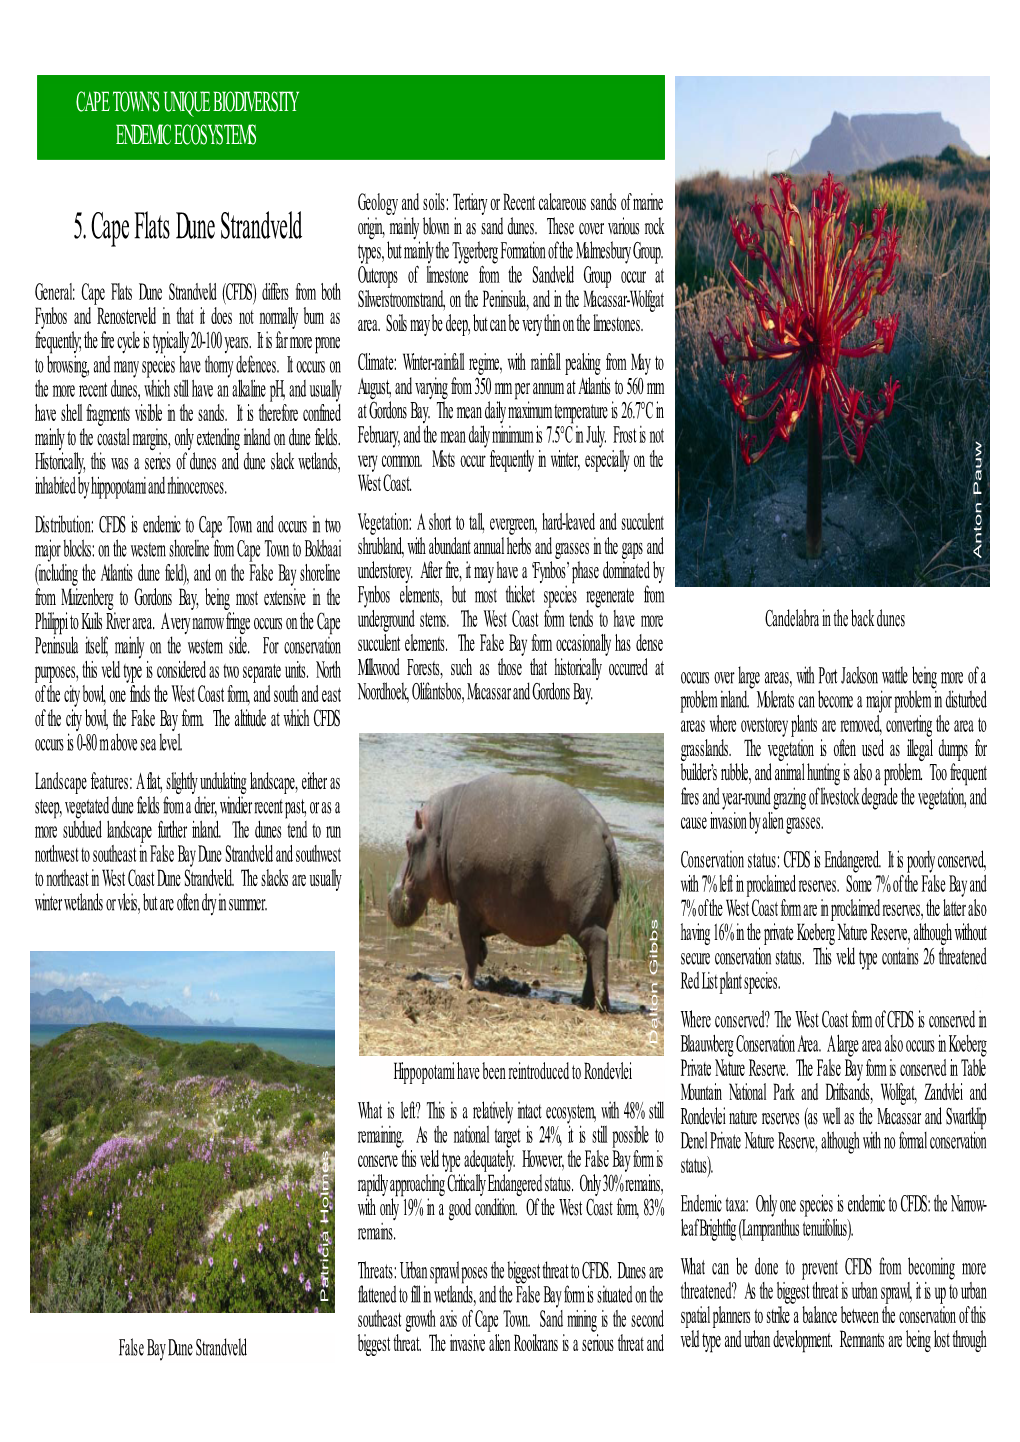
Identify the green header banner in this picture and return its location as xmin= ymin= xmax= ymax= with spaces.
xmin=37 ymin=75 xmax=664 ymax=160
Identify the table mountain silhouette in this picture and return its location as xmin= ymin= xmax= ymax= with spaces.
xmin=791 ymin=111 xmax=974 ymax=173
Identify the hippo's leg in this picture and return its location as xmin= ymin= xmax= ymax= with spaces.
xmin=457 ymin=904 xmax=485 ymax=990
xmin=577 ymin=926 xmax=610 ymax=1013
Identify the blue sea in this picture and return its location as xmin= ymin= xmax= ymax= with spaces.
xmin=29 ymin=1023 xmax=334 ymax=1067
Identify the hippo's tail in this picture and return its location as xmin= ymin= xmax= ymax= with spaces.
xmin=604 ymin=829 xmax=621 ymax=904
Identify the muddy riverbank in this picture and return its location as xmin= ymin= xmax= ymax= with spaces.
xmin=359 ymin=907 xmax=662 ymax=1056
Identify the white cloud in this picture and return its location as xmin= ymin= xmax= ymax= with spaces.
xmin=29 ymin=969 xmax=162 ymax=1000
xmin=207 ymin=990 xmax=220 ymax=1003
xmin=182 ymin=984 xmax=192 ymax=1001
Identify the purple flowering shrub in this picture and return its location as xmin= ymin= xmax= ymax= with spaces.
xmin=111 ymin=1149 xmax=276 ymax=1310
xmin=275 ymin=1114 xmax=322 ymax=1159
xmin=73 ymin=1134 xmax=144 ymax=1185
xmin=36 ymin=1129 xmax=278 ymax=1311
xmin=188 ymin=1182 xmax=334 ymax=1313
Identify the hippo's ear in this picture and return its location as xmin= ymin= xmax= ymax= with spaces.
xmin=414 ymin=807 xmax=425 ymax=830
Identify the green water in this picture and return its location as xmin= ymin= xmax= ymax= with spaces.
xmin=360 ymin=732 xmax=663 ymax=872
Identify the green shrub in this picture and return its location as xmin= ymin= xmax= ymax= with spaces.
xmin=254 ymin=1089 xmax=293 ymax=1124
xmin=852 ymin=176 xmax=927 ymax=233
xmin=871 ymin=156 xmax=926 ymax=182
xmin=297 ymin=1109 xmax=315 ymax=1128
xmin=99 ymin=1096 xmax=137 ymax=1132
xmin=41 ymin=1227 xmax=126 ymax=1313
xmin=291 ymin=1160 xmax=314 ymax=1184
xmin=220 ymin=1084 xmax=294 ymax=1138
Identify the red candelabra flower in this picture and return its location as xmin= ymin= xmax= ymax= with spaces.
xmin=709 ymin=172 xmax=901 ymax=557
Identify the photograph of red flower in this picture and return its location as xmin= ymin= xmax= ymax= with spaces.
xmin=675 ymin=78 xmax=989 ymax=586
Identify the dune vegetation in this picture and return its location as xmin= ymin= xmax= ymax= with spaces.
xmin=676 ymin=149 xmax=990 ymax=585
xmin=30 ymin=1024 xmax=334 ymax=1313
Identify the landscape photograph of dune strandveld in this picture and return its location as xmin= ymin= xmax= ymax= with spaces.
xmin=675 ymin=76 xmax=989 ymax=587
xmin=30 ymin=952 xmax=334 ymax=1313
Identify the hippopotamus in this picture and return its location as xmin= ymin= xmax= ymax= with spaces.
xmin=387 ymin=774 xmax=621 ymax=1011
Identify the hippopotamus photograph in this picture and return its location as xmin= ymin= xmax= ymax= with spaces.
xmin=359 ymin=733 xmax=664 ymax=1055
xmin=387 ymin=774 xmax=621 ymax=1012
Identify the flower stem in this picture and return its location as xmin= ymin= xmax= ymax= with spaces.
xmin=806 ymin=383 xmax=823 ymax=558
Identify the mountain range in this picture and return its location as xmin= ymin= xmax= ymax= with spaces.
xmin=792 ymin=111 xmax=974 ymax=174
xmin=30 ymin=988 xmax=235 ymax=1027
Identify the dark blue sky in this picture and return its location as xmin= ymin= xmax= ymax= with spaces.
xmin=676 ymin=77 xmax=990 ymax=178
